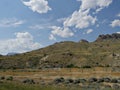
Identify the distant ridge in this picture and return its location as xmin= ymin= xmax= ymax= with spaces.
xmin=7 ymin=52 xmax=19 ymax=56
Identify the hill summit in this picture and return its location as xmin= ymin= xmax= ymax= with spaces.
xmin=96 ymin=33 xmax=120 ymax=41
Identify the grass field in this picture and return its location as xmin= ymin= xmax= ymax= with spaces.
xmin=0 ymin=68 xmax=119 ymax=90
xmin=0 ymin=67 xmax=119 ymax=80
xmin=0 ymin=82 xmax=114 ymax=90
xmin=0 ymin=82 xmax=71 ymax=90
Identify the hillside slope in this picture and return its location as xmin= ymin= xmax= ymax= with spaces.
xmin=0 ymin=33 xmax=120 ymax=69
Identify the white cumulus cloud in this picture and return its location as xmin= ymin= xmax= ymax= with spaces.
xmin=29 ymin=23 xmax=51 ymax=30
xmin=110 ymin=19 xmax=120 ymax=27
xmin=86 ymin=29 xmax=93 ymax=34
xmin=49 ymin=34 xmax=56 ymax=40
xmin=29 ymin=24 xmax=48 ymax=30
xmin=22 ymin=0 xmax=51 ymax=14
xmin=63 ymin=0 xmax=112 ymax=30
xmin=117 ymin=13 xmax=120 ymax=17
xmin=50 ymin=26 xmax=74 ymax=38
xmin=64 ymin=9 xmax=97 ymax=29
xmin=117 ymin=32 xmax=120 ymax=34
xmin=63 ymin=0 xmax=113 ymax=29
xmin=50 ymin=0 xmax=112 ymax=39
xmin=0 ymin=18 xmax=25 ymax=27
xmin=0 ymin=32 xmax=41 ymax=55
xmin=79 ymin=0 xmax=112 ymax=13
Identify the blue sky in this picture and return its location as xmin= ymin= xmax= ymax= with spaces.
xmin=0 ymin=0 xmax=120 ymax=55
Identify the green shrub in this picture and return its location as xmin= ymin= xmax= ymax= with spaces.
xmin=67 ymin=64 xmax=75 ymax=68
xmin=82 ymin=66 xmax=91 ymax=68
xmin=6 ymin=76 xmax=13 ymax=81
xmin=0 ymin=76 xmax=5 ymax=80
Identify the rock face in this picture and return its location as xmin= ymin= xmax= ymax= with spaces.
xmin=79 ymin=39 xmax=89 ymax=43
xmin=96 ymin=33 xmax=120 ymax=41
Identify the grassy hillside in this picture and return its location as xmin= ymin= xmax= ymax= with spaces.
xmin=0 ymin=33 xmax=120 ymax=69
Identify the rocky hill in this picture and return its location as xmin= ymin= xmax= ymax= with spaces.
xmin=0 ymin=33 xmax=120 ymax=69
xmin=96 ymin=33 xmax=120 ymax=41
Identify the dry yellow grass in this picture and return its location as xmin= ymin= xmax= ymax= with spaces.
xmin=0 ymin=67 xmax=119 ymax=82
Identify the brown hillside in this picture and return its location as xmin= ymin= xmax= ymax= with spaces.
xmin=0 ymin=33 xmax=120 ymax=69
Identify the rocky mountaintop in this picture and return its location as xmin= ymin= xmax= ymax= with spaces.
xmin=96 ymin=33 xmax=120 ymax=41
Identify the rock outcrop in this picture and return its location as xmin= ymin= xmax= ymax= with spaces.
xmin=96 ymin=33 xmax=120 ymax=41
